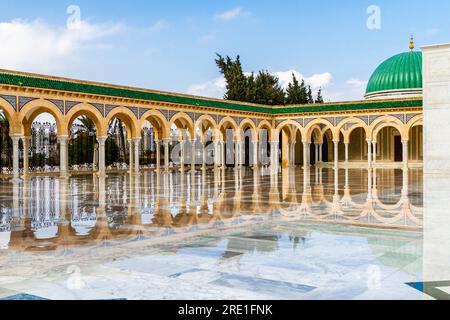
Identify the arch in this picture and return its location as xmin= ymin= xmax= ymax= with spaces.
xmin=304 ymin=118 xmax=336 ymax=142
xmin=405 ymin=114 xmax=423 ymax=139
xmin=169 ymin=112 xmax=195 ymax=140
xmin=370 ymin=116 xmax=406 ymax=142
xmin=18 ymin=99 xmax=65 ymax=136
xmin=195 ymin=114 xmax=218 ymax=140
xmin=139 ymin=109 xmax=170 ymax=141
xmin=239 ymin=118 xmax=257 ymax=141
xmin=104 ymin=107 xmax=140 ymax=138
xmin=276 ymin=120 xmax=304 ymax=141
xmin=65 ymin=103 xmax=106 ymax=137
xmin=337 ymin=117 xmax=370 ymax=144
xmin=218 ymin=116 xmax=239 ymax=141
xmin=0 ymin=97 xmax=18 ymax=134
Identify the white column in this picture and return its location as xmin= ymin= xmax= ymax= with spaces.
xmin=97 ymin=137 xmax=107 ymax=177
xmin=23 ymin=136 xmax=31 ymax=177
xmin=213 ymin=140 xmax=220 ymax=170
xmin=156 ymin=140 xmax=161 ymax=171
xmin=128 ymin=138 xmax=134 ymax=173
xmin=367 ymin=139 xmax=372 ymax=168
xmin=11 ymin=135 xmax=21 ymax=182
xmin=179 ymin=139 xmax=185 ymax=171
xmin=372 ymin=142 xmax=377 ymax=164
xmin=270 ymin=141 xmax=278 ymax=172
xmin=202 ymin=140 xmax=207 ymax=171
xmin=290 ymin=142 xmax=296 ymax=166
xmin=133 ymin=137 xmax=141 ymax=173
xmin=220 ymin=141 xmax=225 ymax=167
xmin=235 ymin=141 xmax=240 ymax=168
xmin=163 ymin=139 xmax=170 ymax=171
xmin=252 ymin=140 xmax=259 ymax=168
xmin=58 ymin=136 xmax=68 ymax=178
xmin=318 ymin=143 xmax=323 ymax=163
xmin=333 ymin=140 xmax=339 ymax=169
xmin=344 ymin=142 xmax=349 ymax=163
xmin=315 ymin=144 xmax=319 ymax=165
xmin=402 ymin=140 xmax=409 ymax=168
xmin=303 ymin=141 xmax=310 ymax=168
xmin=191 ymin=139 xmax=196 ymax=172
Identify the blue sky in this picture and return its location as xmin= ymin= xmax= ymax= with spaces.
xmin=0 ymin=0 xmax=448 ymax=102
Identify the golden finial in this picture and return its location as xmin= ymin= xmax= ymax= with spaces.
xmin=409 ymin=35 xmax=415 ymax=51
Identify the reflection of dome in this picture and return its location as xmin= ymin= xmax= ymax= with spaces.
xmin=71 ymin=218 xmax=97 ymax=236
xmin=0 ymin=232 xmax=11 ymax=250
xmin=365 ymin=38 xmax=422 ymax=100
xmin=34 ymin=226 xmax=58 ymax=240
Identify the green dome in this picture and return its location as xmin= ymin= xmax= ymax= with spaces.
xmin=366 ymin=51 xmax=422 ymax=97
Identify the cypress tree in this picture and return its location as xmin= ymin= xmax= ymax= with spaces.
xmin=316 ymin=88 xmax=324 ymax=103
xmin=307 ymin=86 xmax=314 ymax=104
xmin=286 ymin=74 xmax=304 ymax=104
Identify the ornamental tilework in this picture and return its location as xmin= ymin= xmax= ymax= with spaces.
xmin=324 ymin=117 xmax=335 ymax=126
xmin=0 ymin=95 xmax=17 ymax=110
xmin=92 ymin=103 xmax=105 ymax=117
xmin=168 ymin=110 xmax=178 ymax=121
xmin=294 ymin=118 xmax=303 ymax=127
xmin=392 ymin=114 xmax=406 ymax=123
xmin=47 ymin=99 xmax=64 ymax=114
xmin=65 ymin=101 xmax=80 ymax=113
xmin=129 ymin=107 xmax=139 ymax=119
xmin=105 ymin=105 xmax=118 ymax=116
xmin=357 ymin=116 xmax=369 ymax=125
xmin=304 ymin=118 xmax=313 ymax=126
xmin=406 ymin=113 xmax=421 ymax=123
xmin=19 ymin=97 xmax=38 ymax=111
xmin=369 ymin=115 xmax=382 ymax=125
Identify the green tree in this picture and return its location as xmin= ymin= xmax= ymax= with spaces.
xmin=316 ymin=88 xmax=324 ymax=103
xmin=286 ymin=74 xmax=308 ymax=104
xmin=215 ymin=54 xmax=248 ymax=101
xmin=253 ymin=71 xmax=285 ymax=105
xmin=307 ymin=86 xmax=314 ymax=104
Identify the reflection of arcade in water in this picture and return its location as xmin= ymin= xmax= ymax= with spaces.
xmin=0 ymin=167 xmax=422 ymax=252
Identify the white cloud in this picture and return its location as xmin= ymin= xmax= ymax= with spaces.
xmin=187 ymin=77 xmax=227 ymax=98
xmin=324 ymin=78 xmax=368 ymax=102
xmin=273 ymin=70 xmax=333 ymax=90
xmin=214 ymin=7 xmax=245 ymax=21
xmin=346 ymin=78 xmax=368 ymax=88
xmin=146 ymin=20 xmax=168 ymax=33
xmin=0 ymin=18 xmax=124 ymax=73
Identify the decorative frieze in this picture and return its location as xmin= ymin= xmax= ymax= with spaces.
xmin=19 ymin=97 xmax=38 ymax=111
xmin=65 ymin=101 xmax=80 ymax=113
xmin=0 ymin=95 xmax=17 ymax=110
xmin=47 ymin=99 xmax=64 ymax=115
xmin=92 ymin=103 xmax=105 ymax=117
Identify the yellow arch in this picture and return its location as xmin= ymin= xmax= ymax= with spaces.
xmin=370 ymin=116 xmax=406 ymax=142
xmin=405 ymin=114 xmax=423 ymax=140
xmin=276 ymin=119 xmax=304 ymax=141
xmin=196 ymin=114 xmax=218 ymax=140
xmin=65 ymin=103 xmax=107 ymax=137
xmin=139 ymin=109 xmax=170 ymax=141
xmin=0 ymin=97 xmax=19 ymax=134
xmin=304 ymin=118 xmax=336 ymax=142
xmin=18 ymin=99 xmax=65 ymax=136
xmin=337 ymin=117 xmax=370 ymax=144
xmin=218 ymin=116 xmax=239 ymax=141
xmin=105 ymin=107 xmax=140 ymax=138
xmin=239 ymin=118 xmax=257 ymax=141
xmin=170 ymin=112 xmax=195 ymax=140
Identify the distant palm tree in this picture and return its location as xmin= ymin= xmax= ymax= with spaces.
xmin=77 ymin=115 xmax=95 ymax=133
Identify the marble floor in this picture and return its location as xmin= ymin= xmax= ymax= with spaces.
xmin=0 ymin=166 xmax=445 ymax=300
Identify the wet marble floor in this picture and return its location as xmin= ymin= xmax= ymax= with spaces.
xmin=0 ymin=167 xmax=443 ymax=300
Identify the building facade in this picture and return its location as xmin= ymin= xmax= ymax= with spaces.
xmin=0 ymin=41 xmax=424 ymax=180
